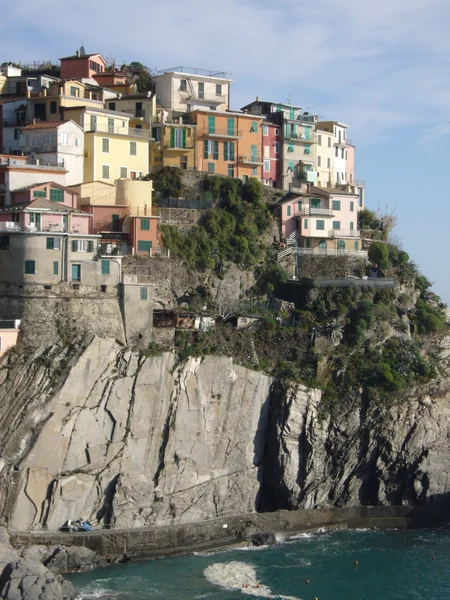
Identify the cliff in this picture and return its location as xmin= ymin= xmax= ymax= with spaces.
xmin=1 ymin=334 xmax=449 ymax=532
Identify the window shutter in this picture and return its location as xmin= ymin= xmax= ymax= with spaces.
xmin=72 ymin=240 xmax=78 ymax=252
xmin=87 ymin=241 xmax=94 ymax=252
xmin=230 ymin=142 xmax=235 ymax=161
xmin=305 ymin=127 xmax=310 ymax=141
xmin=224 ymin=142 xmax=229 ymax=161
xmin=213 ymin=141 xmax=219 ymax=160
xmin=208 ymin=116 xmax=215 ymax=134
xmin=182 ymin=129 xmax=186 ymax=148
xmin=170 ymin=128 xmax=175 ymax=148
xmin=285 ymin=124 xmax=290 ymax=138
xmin=204 ymin=140 xmax=209 ymax=159
xmin=293 ymin=124 xmax=297 ymax=137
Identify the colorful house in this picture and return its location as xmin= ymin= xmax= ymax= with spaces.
xmin=261 ymin=121 xmax=281 ymax=187
xmin=59 ymin=47 xmax=107 ymax=80
xmin=190 ymin=109 xmax=263 ymax=179
xmin=150 ymin=122 xmax=196 ymax=171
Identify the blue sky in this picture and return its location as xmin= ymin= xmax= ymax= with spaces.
xmin=2 ymin=0 xmax=450 ymax=302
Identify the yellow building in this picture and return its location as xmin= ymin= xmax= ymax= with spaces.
xmin=150 ymin=122 xmax=196 ymax=171
xmin=63 ymin=106 xmax=150 ymax=184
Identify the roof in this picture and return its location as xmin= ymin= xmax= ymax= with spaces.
xmin=20 ymin=121 xmax=66 ymax=130
xmin=0 ymin=96 xmax=26 ymax=105
xmin=59 ymin=52 xmax=107 ymax=64
xmin=62 ymin=105 xmax=132 ymax=117
xmin=0 ymin=198 xmax=80 ymax=213
xmin=10 ymin=181 xmax=79 ymax=194
xmin=241 ymin=99 xmax=304 ymax=111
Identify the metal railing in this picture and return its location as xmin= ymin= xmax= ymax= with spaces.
xmin=296 ymin=208 xmax=334 ymax=217
xmin=285 ymin=133 xmax=313 ymax=142
xmin=297 ymin=248 xmax=367 ymax=257
xmin=123 ymin=109 xmax=146 ymax=119
xmin=203 ymin=128 xmax=241 ymax=138
xmin=21 ymin=143 xmax=58 ymax=154
xmin=87 ymin=124 xmax=152 ymax=139
xmin=152 ymin=66 xmax=230 ymax=78
xmin=328 ymin=229 xmax=360 ymax=238
xmin=238 ymin=154 xmax=263 ymax=165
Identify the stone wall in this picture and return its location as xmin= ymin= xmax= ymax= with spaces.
xmin=297 ymin=254 xmax=366 ymax=279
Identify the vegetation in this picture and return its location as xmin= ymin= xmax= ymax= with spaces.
xmin=147 ymin=166 xmax=184 ymax=199
xmin=161 ymin=176 xmax=270 ymax=273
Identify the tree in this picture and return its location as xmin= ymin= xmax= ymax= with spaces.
xmin=368 ymin=242 xmax=389 ymax=269
xmin=148 ymin=167 xmax=183 ymax=199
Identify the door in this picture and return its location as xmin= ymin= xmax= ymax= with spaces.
xmin=135 ymin=102 xmax=143 ymax=117
xmin=251 ymin=144 xmax=258 ymax=162
xmin=318 ymin=239 xmax=327 ymax=253
xmin=71 ymin=264 xmax=81 ymax=282
xmin=112 ymin=214 xmax=120 ymax=232
xmin=337 ymin=240 xmax=346 ymax=253
xmin=198 ymin=82 xmax=205 ymax=99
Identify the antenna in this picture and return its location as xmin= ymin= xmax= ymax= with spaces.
xmin=287 ymin=93 xmax=291 ymax=105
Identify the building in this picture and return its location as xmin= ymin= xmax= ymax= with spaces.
xmin=0 ymin=319 xmax=20 ymax=362
xmin=61 ymin=106 xmax=150 ymax=183
xmin=261 ymin=121 xmax=281 ymax=187
xmin=314 ymin=128 xmax=334 ymax=189
xmin=19 ymin=120 xmax=84 ymax=185
xmin=0 ymin=98 xmax=27 ymax=154
xmin=59 ymin=47 xmax=107 ymax=80
xmin=315 ymin=121 xmax=351 ymax=186
xmin=0 ymin=154 xmax=68 ymax=207
xmin=151 ymin=67 xmax=232 ymax=114
xmin=190 ymin=109 xmax=263 ymax=178
xmin=150 ymin=121 xmax=196 ymax=171
xmin=73 ymin=179 xmax=160 ymax=255
xmin=106 ymin=94 xmax=156 ymax=126
xmin=278 ymin=184 xmax=364 ymax=254
xmin=241 ymin=99 xmax=317 ymax=190
xmin=92 ymin=70 xmax=136 ymax=95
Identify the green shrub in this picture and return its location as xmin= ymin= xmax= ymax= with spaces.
xmin=414 ymin=299 xmax=446 ymax=334
xmin=368 ymin=242 xmax=389 ymax=269
xmin=148 ymin=166 xmax=183 ymax=199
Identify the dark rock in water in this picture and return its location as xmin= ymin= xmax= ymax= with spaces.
xmin=249 ymin=532 xmax=277 ymax=546
xmin=0 ymin=528 xmax=76 ymax=599
xmin=20 ymin=544 xmax=108 ymax=574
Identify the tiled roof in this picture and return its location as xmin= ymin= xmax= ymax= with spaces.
xmin=0 ymin=198 xmax=78 ymax=213
xmin=21 ymin=121 xmax=66 ymax=130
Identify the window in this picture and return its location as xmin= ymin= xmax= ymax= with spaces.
xmin=102 ymin=165 xmax=110 ymax=179
xmin=317 ymin=156 xmax=321 ymax=167
xmin=287 ymin=205 xmax=291 ymax=216
xmin=327 ymin=158 xmax=331 ymax=169
xmin=287 ymin=161 xmax=294 ymax=172
xmin=70 ymin=86 xmax=79 ymax=97
xmin=152 ymin=127 xmax=161 ymax=141
xmin=228 ymin=164 xmax=234 ymax=177
xmin=90 ymin=115 xmax=97 ymax=131
xmin=101 ymin=259 xmax=110 ymax=275
xmin=180 ymin=79 xmax=187 ymax=91
xmin=350 ymin=201 xmax=354 ymax=211
xmin=53 ymin=261 xmax=58 ymax=276
xmin=73 ymin=240 xmax=93 ymax=253
xmin=208 ymin=162 xmax=215 ymax=173
xmin=274 ymin=128 xmax=279 ymax=135
xmin=71 ymin=264 xmax=81 ymax=282
xmin=14 ymin=128 xmax=20 ymax=140
xmin=208 ymin=116 xmax=216 ymax=134
xmin=60 ymin=132 xmax=69 ymax=145
xmin=318 ymin=135 xmax=322 ymax=146
xmin=216 ymin=84 xmax=222 ymax=96
xmin=138 ymin=241 xmax=152 ymax=253
xmin=0 ymin=235 xmax=9 ymax=250
xmin=337 ymin=240 xmax=346 ymax=251
xmin=129 ymin=141 xmax=137 ymax=156
xmin=274 ymin=142 xmax=279 ymax=155
xmin=33 ymin=190 xmax=46 ymax=198
xmin=50 ymin=101 xmax=57 ymax=114
xmin=171 ymin=128 xmax=186 ymax=149
xmin=47 ymin=237 xmax=55 ymax=250
xmin=328 ymin=137 xmax=331 ymax=148
xmin=108 ymin=118 xmax=114 ymax=134
xmin=223 ymin=141 xmax=235 ymax=161
xmin=332 ymin=221 xmax=341 ymax=230
xmin=304 ymin=145 xmax=311 ymax=155
xmin=120 ymin=167 xmax=128 ymax=179
xmin=311 ymin=198 xmax=321 ymax=209
xmin=140 ymin=286 xmax=148 ymax=300
xmin=263 ymin=125 xmax=268 ymax=136
xmin=264 ymin=159 xmax=270 ymax=172
xmin=252 ymin=167 xmax=258 ymax=176
xmin=345 ymin=150 xmax=348 ymax=160
xmin=354 ymin=241 xmax=359 ymax=251
xmin=332 ymin=200 xmax=341 ymax=210
xmin=350 ymin=222 xmax=354 ymax=231
xmin=341 ymin=148 xmax=345 ymax=159
xmin=251 ymin=121 xmax=258 ymax=133
xmin=304 ymin=219 xmax=308 ymax=229
xmin=109 ymin=102 xmax=116 ymax=111
xmin=198 ymin=82 xmax=205 ymax=98
xmin=316 ymin=220 xmax=325 ymax=230
xmin=287 ymin=143 xmax=294 ymax=153
xmin=141 ymin=218 xmax=150 ymax=231
xmin=24 ymin=260 xmax=35 ymax=274
xmin=335 ymin=147 xmax=338 ymax=157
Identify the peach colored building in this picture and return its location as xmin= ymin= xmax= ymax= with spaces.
xmin=60 ymin=47 xmax=107 ymax=80
xmin=190 ymin=110 xmax=263 ymax=179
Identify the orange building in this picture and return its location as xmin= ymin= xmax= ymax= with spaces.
xmin=190 ymin=110 xmax=264 ymax=179
xmin=60 ymin=47 xmax=107 ymax=79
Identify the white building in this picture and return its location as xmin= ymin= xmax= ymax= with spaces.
xmin=316 ymin=121 xmax=351 ymax=186
xmin=19 ymin=120 xmax=84 ymax=185
xmin=151 ymin=67 xmax=232 ymax=113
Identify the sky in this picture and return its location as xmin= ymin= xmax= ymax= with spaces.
xmin=1 ymin=0 xmax=450 ymax=302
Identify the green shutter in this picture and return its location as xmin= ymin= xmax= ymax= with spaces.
xmin=290 ymin=108 xmax=295 ymax=119
xmin=293 ymin=124 xmax=297 ymax=137
xmin=287 ymin=206 xmax=291 ymax=216
xmin=304 ymin=145 xmax=311 ymax=154
xmin=213 ymin=141 xmax=219 ymax=160
xmin=138 ymin=241 xmax=152 ymax=252
xmin=208 ymin=116 xmax=215 ymax=134
xmin=182 ymin=129 xmax=186 ymax=149
xmin=50 ymin=189 xmax=64 ymax=202
xmin=285 ymin=124 xmax=290 ymax=138
xmin=101 ymin=259 xmax=110 ymax=275
xmin=288 ymin=161 xmax=294 ymax=172
xmin=305 ymin=127 xmax=311 ymax=141
xmin=141 ymin=218 xmax=150 ymax=230
xmin=140 ymin=287 xmax=148 ymax=300
xmin=204 ymin=140 xmax=209 ymax=159
xmin=251 ymin=144 xmax=257 ymax=161
xmin=230 ymin=142 xmax=235 ymax=161
xmin=304 ymin=219 xmax=308 ymax=229
xmin=288 ymin=143 xmax=294 ymax=153
xmin=72 ymin=240 xmax=78 ymax=252
xmin=53 ymin=261 xmax=58 ymax=275
xmin=24 ymin=260 xmax=35 ymax=274
xmin=87 ymin=240 xmax=94 ymax=252
xmin=297 ymin=200 xmax=302 ymax=211
xmin=227 ymin=118 xmax=234 ymax=136
xmin=251 ymin=121 xmax=258 ymax=133
xmin=354 ymin=241 xmax=359 ymax=251
xmin=46 ymin=237 xmax=54 ymax=250
xmin=350 ymin=201 xmax=354 ymax=211
xmin=224 ymin=142 xmax=229 ymax=161
xmin=170 ymin=128 xmax=175 ymax=148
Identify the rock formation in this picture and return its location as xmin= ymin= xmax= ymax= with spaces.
xmin=0 ymin=334 xmax=449 ymax=532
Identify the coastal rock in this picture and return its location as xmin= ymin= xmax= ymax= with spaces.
xmin=19 ymin=545 xmax=107 ymax=573
xmin=0 ymin=336 xmax=450 ymax=532
xmin=0 ymin=528 xmax=75 ymax=599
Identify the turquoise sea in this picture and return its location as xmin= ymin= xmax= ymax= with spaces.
xmin=69 ymin=529 xmax=450 ymax=600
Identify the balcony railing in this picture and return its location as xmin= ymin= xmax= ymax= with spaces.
xmin=238 ymin=155 xmax=263 ymax=165
xmin=285 ymin=133 xmax=314 ymax=142
xmin=296 ymin=208 xmax=334 ymax=217
xmin=123 ymin=109 xmax=146 ymax=119
xmin=297 ymin=247 xmax=367 ymax=257
xmin=164 ymin=143 xmax=195 ymax=151
xmin=354 ymin=179 xmax=366 ymax=187
xmin=180 ymin=91 xmax=226 ymax=104
xmin=21 ymin=143 xmax=58 ymax=154
xmin=88 ymin=124 xmax=152 ymax=139
xmin=328 ymin=229 xmax=360 ymax=238
xmin=204 ymin=128 xmax=241 ymax=139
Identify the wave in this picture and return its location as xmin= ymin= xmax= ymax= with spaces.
xmin=204 ymin=561 xmax=302 ymax=599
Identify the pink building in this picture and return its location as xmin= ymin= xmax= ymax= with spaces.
xmin=278 ymin=184 xmax=364 ymax=254
xmin=262 ymin=121 xmax=281 ymax=187
xmin=60 ymin=47 xmax=107 ymax=80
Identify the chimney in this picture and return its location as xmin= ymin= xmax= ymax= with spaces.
xmin=76 ymin=50 xmax=80 ymax=58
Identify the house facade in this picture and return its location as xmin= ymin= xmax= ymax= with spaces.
xmin=19 ymin=120 xmax=84 ymax=185
xmin=261 ymin=121 xmax=281 ymax=187
xmin=190 ymin=109 xmax=263 ymax=178
xmin=0 ymin=98 xmax=27 ymax=154
xmin=151 ymin=67 xmax=232 ymax=114
xmin=150 ymin=122 xmax=196 ymax=171
xmin=59 ymin=47 xmax=107 ymax=80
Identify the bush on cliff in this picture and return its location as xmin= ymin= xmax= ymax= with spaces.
xmin=147 ymin=166 xmax=184 ymax=199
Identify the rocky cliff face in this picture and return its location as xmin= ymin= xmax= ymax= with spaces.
xmin=0 ymin=335 xmax=449 ymax=531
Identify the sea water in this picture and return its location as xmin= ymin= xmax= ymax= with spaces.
xmin=69 ymin=528 xmax=450 ymax=599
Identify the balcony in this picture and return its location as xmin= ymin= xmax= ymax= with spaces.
xmin=328 ymin=229 xmax=360 ymax=238
xmin=164 ymin=143 xmax=194 ymax=151
xmin=204 ymin=128 xmax=241 ymax=139
xmin=180 ymin=92 xmax=226 ymax=106
xmin=285 ymin=132 xmax=314 ymax=143
xmin=296 ymin=208 xmax=334 ymax=217
xmin=335 ymin=138 xmax=352 ymax=147
xmin=238 ymin=154 xmax=263 ymax=165
xmin=21 ymin=143 xmax=58 ymax=154
xmin=354 ymin=179 xmax=365 ymax=187
xmin=88 ymin=124 xmax=152 ymax=139
xmin=123 ymin=109 xmax=146 ymax=119
xmin=297 ymin=247 xmax=367 ymax=258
